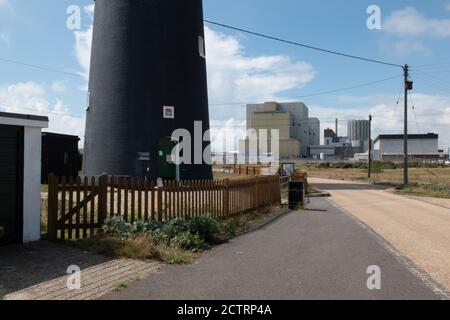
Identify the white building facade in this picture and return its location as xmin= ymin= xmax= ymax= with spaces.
xmin=373 ymin=133 xmax=447 ymax=162
xmin=0 ymin=112 xmax=48 ymax=245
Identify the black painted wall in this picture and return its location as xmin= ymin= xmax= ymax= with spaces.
xmin=83 ymin=0 xmax=212 ymax=180
xmin=42 ymin=133 xmax=80 ymax=183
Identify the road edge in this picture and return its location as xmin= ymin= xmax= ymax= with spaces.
xmin=327 ymin=198 xmax=450 ymax=300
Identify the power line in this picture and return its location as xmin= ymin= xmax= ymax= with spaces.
xmin=209 ymin=75 xmax=402 ymax=106
xmin=410 ymin=70 xmax=450 ymax=88
xmin=204 ymin=19 xmax=404 ymax=68
xmin=412 ymin=62 xmax=450 ymax=68
xmin=392 ymin=81 xmax=404 ymax=120
xmin=0 ymin=102 xmax=86 ymax=118
xmin=410 ymin=73 xmax=450 ymax=94
xmin=0 ymin=57 xmax=82 ymax=78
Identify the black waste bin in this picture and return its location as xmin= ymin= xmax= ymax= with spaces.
xmin=289 ymin=181 xmax=305 ymax=210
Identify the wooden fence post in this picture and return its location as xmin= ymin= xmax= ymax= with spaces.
xmin=223 ymin=179 xmax=230 ymax=216
xmin=47 ymin=174 xmax=58 ymax=241
xmin=98 ymin=174 xmax=108 ymax=226
xmin=157 ymin=181 xmax=163 ymax=221
xmin=275 ymin=176 xmax=281 ymax=204
xmin=255 ymin=177 xmax=259 ymax=209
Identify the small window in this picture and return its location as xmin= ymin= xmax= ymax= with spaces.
xmin=198 ymin=36 xmax=206 ymax=58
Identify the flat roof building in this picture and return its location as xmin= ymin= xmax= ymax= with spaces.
xmin=373 ymin=133 xmax=447 ymax=162
xmin=0 ymin=112 xmax=48 ymax=245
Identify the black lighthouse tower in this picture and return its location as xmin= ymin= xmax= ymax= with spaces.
xmin=83 ymin=0 xmax=212 ymax=180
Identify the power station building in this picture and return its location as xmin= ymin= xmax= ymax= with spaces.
xmin=83 ymin=0 xmax=212 ymax=180
xmin=347 ymin=120 xmax=370 ymax=151
xmin=309 ymin=119 xmax=370 ymax=160
xmin=373 ymin=133 xmax=448 ymax=162
xmin=241 ymin=102 xmax=320 ymax=160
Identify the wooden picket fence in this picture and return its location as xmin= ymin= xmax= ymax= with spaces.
xmin=233 ymin=165 xmax=269 ymax=176
xmin=47 ymin=174 xmax=282 ymax=240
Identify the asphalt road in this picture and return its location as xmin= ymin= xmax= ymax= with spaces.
xmin=310 ymin=177 xmax=450 ymax=292
xmin=104 ymin=198 xmax=440 ymax=300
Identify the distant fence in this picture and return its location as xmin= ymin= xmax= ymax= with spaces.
xmin=233 ymin=165 xmax=271 ymax=176
xmin=47 ymin=174 xmax=282 ymax=240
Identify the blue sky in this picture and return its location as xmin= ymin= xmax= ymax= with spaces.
xmin=0 ymin=0 xmax=449 ymax=149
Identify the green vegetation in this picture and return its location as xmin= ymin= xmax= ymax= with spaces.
xmin=102 ymin=215 xmax=218 ymax=251
xmin=114 ymin=283 xmax=128 ymax=292
xmin=67 ymin=206 xmax=285 ymax=264
xmin=396 ymin=183 xmax=450 ymax=199
xmin=69 ymin=215 xmax=220 ymax=264
xmin=316 ymin=161 xmax=398 ymax=170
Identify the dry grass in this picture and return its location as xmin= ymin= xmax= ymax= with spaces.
xmin=66 ymin=235 xmax=194 ymax=264
xmin=396 ymin=183 xmax=450 ymax=199
xmin=218 ymin=206 xmax=286 ymax=239
xmin=303 ymin=165 xmax=450 ymax=198
xmin=303 ymin=166 xmax=450 ymax=187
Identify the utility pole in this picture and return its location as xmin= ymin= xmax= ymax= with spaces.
xmin=403 ymin=64 xmax=413 ymax=186
xmin=368 ymin=114 xmax=372 ymax=179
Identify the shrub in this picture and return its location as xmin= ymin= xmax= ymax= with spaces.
xmin=103 ymin=216 xmax=136 ymax=238
xmin=161 ymin=218 xmax=188 ymax=239
xmin=170 ymin=231 xmax=204 ymax=251
xmin=318 ymin=162 xmax=331 ymax=168
xmin=186 ymin=215 xmax=220 ymax=241
xmin=220 ymin=220 xmax=237 ymax=236
xmin=103 ymin=215 xmax=219 ymax=246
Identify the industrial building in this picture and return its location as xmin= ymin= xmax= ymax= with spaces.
xmin=83 ymin=0 xmax=212 ymax=180
xmin=373 ymin=133 xmax=448 ymax=162
xmin=309 ymin=119 xmax=368 ymax=160
xmin=241 ymin=102 xmax=320 ymax=160
xmin=347 ymin=120 xmax=370 ymax=152
xmin=41 ymin=133 xmax=80 ymax=183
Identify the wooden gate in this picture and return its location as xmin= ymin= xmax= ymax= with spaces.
xmin=47 ymin=174 xmax=108 ymax=241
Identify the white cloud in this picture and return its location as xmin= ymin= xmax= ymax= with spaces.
xmin=390 ymin=39 xmax=432 ymax=57
xmin=0 ymin=0 xmax=10 ymax=9
xmin=0 ymin=30 xmax=9 ymax=46
xmin=204 ymin=26 xmax=317 ymax=150
xmin=50 ymin=81 xmax=67 ymax=93
xmin=210 ymin=119 xmax=247 ymax=153
xmin=384 ymin=7 xmax=450 ymax=38
xmin=205 ymin=26 xmax=316 ymax=119
xmin=0 ymin=82 xmax=85 ymax=146
xmin=72 ymin=4 xmax=95 ymax=86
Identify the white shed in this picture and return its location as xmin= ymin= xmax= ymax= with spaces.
xmin=0 ymin=112 xmax=49 ymax=245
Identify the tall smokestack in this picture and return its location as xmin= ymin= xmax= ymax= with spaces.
xmin=335 ymin=118 xmax=338 ymax=136
xmin=83 ymin=0 xmax=212 ymax=180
